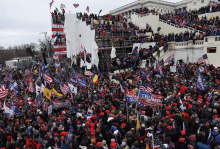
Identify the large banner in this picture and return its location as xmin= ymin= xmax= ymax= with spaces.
xmin=126 ymin=90 xmax=163 ymax=106
xmin=126 ymin=91 xmax=138 ymax=103
xmin=138 ymin=90 xmax=163 ymax=106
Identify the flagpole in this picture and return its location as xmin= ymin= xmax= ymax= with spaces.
xmin=152 ymin=133 xmax=154 ymax=149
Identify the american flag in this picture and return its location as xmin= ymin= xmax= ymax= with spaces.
xmin=53 ymin=54 xmax=59 ymax=60
xmin=73 ymin=3 xmax=79 ymax=8
xmin=140 ymin=81 xmax=148 ymax=91
xmin=49 ymin=0 xmax=54 ymax=9
xmin=29 ymin=82 xmax=34 ymax=93
xmin=44 ymin=74 xmax=53 ymax=83
xmin=60 ymin=82 xmax=70 ymax=95
xmin=157 ymin=60 xmax=164 ymax=77
xmin=56 ymin=7 xmax=59 ymax=13
xmin=84 ymin=49 xmax=88 ymax=55
xmin=153 ymin=134 xmax=166 ymax=149
xmin=146 ymin=86 xmax=154 ymax=93
xmin=86 ymin=6 xmax=89 ymax=13
xmin=165 ymin=54 xmax=174 ymax=63
xmin=25 ymin=70 xmax=30 ymax=76
xmin=95 ymin=100 xmax=101 ymax=106
xmin=210 ymin=1 xmax=217 ymax=7
xmin=75 ymin=72 xmax=83 ymax=78
xmin=28 ymin=76 xmax=33 ymax=83
xmin=198 ymin=54 xmax=208 ymax=63
xmin=0 ymin=84 xmax=8 ymax=99
xmin=79 ymin=45 xmax=83 ymax=54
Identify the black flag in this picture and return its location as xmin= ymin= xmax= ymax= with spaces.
xmin=99 ymin=9 xmax=102 ymax=15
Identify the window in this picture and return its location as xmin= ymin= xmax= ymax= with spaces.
xmin=193 ymin=2 xmax=196 ymax=5
xmin=201 ymin=0 xmax=204 ymax=3
xmin=207 ymin=47 xmax=216 ymax=53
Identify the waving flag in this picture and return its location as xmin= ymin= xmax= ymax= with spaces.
xmin=207 ymin=128 xmax=212 ymax=147
xmin=73 ymin=3 xmax=79 ymax=8
xmin=77 ymin=78 xmax=87 ymax=87
xmin=10 ymin=101 xmax=20 ymax=115
xmin=0 ymin=84 xmax=8 ymax=99
xmin=49 ymin=0 xmax=54 ymax=9
xmin=86 ymin=6 xmax=89 ymax=13
xmin=60 ymin=82 xmax=70 ymax=95
xmin=165 ymin=54 xmax=174 ymax=62
xmin=140 ymin=81 xmax=148 ymax=91
xmin=197 ymin=74 xmax=204 ymax=91
xmin=92 ymin=73 xmax=98 ymax=83
xmin=198 ymin=54 xmax=208 ymax=63
xmin=87 ymin=107 xmax=93 ymax=119
xmin=146 ymin=86 xmax=153 ymax=93
xmin=126 ymin=91 xmax=138 ymax=103
xmin=139 ymin=69 xmax=146 ymax=78
xmin=53 ymin=54 xmax=59 ymax=60
xmin=157 ymin=60 xmax=164 ymax=77
xmin=60 ymin=3 xmax=65 ymax=10
xmin=208 ymin=92 xmax=212 ymax=100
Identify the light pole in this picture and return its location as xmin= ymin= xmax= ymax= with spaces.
xmin=39 ymin=32 xmax=49 ymax=58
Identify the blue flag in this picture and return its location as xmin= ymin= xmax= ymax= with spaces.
xmin=53 ymin=77 xmax=61 ymax=84
xmin=10 ymin=101 xmax=20 ymax=115
xmin=77 ymin=78 xmax=87 ymax=87
xmin=15 ymin=88 xmax=20 ymax=97
xmin=110 ymin=26 xmax=113 ymax=34
xmin=197 ymin=74 xmax=204 ymax=91
xmin=69 ymin=77 xmax=77 ymax=85
xmin=139 ymin=70 xmax=146 ymax=78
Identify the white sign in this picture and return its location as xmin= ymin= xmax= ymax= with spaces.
xmin=170 ymin=66 xmax=176 ymax=72
xmin=48 ymin=105 xmax=52 ymax=115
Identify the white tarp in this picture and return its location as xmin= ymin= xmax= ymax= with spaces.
xmin=91 ymin=41 xmax=99 ymax=67
xmin=111 ymin=46 xmax=116 ymax=58
xmin=64 ymin=13 xmax=98 ymax=67
xmin=133 ymin=42 xmax=156 ymax=50
xmin=64 ymin=14 xmax=78 ymax=57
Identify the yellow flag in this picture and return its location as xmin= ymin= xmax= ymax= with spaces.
xmin=148 ymin=36 xmax=151 ymax=41
xmin=34 ymin=69 xmax=38 ymax=74
xmin=52 ymin=88 xmax=63 ymax=97
xmin=136 ymin=114 xmax=140 ymax=131
xmin=56 ymin=67 xmax=58 ymax=72
xmin=43 ymin=87 xmax=52 ymax=99
xmin=210 ymin=14 xmax=213 ymax=20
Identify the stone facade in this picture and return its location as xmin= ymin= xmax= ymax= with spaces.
xmin=109 ymin=0 xmax=218 ymax=18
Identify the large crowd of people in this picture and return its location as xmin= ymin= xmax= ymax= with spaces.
xmin=3 ymin=5 xmax=216 ymax=149
xmin=0 ymin=52 xmax=220 ymax=149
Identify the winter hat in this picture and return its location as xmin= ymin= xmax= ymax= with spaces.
xmin=179 ymin=138 xmax=185 ymax=143
xmin=111 ymin=139 xmax=115 ymax=143
xmin=181 ymin=130 xmax=186 ymax=136
xmin=189 ymin=134 xmax=196 ymax=142
xmin=214 ymin=127 xmax=219 ymax=133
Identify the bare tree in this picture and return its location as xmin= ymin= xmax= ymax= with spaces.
xmin=38 ymin=35 xmax=54 ymax=57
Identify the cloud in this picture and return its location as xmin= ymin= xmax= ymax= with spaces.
xmin=0 ymin=0 xmax=181 ymax=48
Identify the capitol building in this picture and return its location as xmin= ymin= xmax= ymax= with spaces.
xmin=109 ymin=0 xmax=218 ymax=18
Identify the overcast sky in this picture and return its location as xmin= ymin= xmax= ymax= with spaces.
xmin=0 ymin=0 xmax=180 ymax=49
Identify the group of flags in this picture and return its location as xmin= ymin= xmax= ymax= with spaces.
xmin=49 ymin=1 xmax=89 ymax=13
